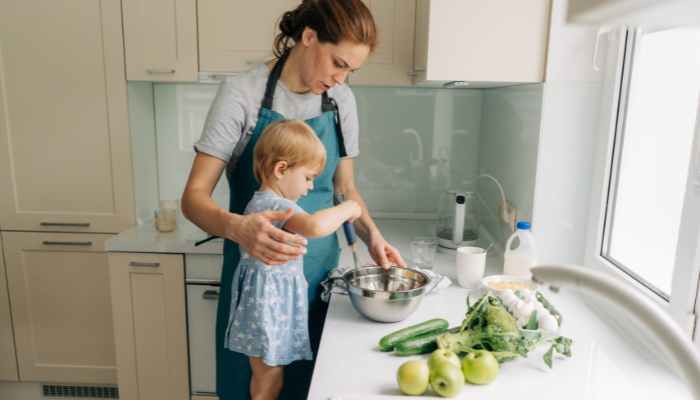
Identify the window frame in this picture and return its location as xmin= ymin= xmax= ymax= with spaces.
xmin=584 ymin=26 xmax=700 ymax=337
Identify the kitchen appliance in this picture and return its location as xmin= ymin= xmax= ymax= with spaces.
xmin=185 ymin=254 xmax=223 ymax=397
xmin=436 ymin=189 xmax=479 ymax=253
xmin=344 ymin=267 xmax=430 ymax=323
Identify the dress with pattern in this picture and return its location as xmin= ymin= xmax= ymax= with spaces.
xmin=224 ymin=191 xmax=312 ymax=366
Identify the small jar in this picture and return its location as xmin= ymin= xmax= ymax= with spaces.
xmin=154 ymin=209 xmax=177 ymax=232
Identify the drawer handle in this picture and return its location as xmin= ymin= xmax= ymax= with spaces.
xmin=202 ymin=290 xmax=219 ymax=300
xmin=129 ymin=262 xmax=160 ymax=267
xmin=41 ymin=222 xmax=90 ymax=227
xmin=407 ymin=67 xmax=425 ymax=76
xmin=43 ymin=241 xmax=92 ymax=246
xmin=146 ymin=69 xmax=175 ymax=73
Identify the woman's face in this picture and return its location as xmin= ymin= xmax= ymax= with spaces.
xmin=300 ymin=28 xmax=370 ymax=95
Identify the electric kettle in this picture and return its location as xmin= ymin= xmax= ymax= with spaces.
xmin=436 ymin=189 xmax=479 ymax=252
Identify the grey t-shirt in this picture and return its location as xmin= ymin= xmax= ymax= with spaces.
xmin=194 ymin=63 xmax=360 ymax=179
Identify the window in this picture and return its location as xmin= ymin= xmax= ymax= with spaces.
xmin=602 ymin=27 xmax=700 ymax=301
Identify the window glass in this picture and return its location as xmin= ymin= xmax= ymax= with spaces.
xmin=603 ymin=27 xmax=700 ymax=299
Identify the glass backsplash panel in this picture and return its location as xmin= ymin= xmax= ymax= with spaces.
xmin=153 ymin=83 xmax=485 ymax=215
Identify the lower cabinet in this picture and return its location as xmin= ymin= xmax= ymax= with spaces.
xmin=0 ymin=234 xmax=19 ymax=381
xmin=108 ymin=252 xmax=190 ymax=400
xmin=1 ymin=232 xmax=116 ymax=383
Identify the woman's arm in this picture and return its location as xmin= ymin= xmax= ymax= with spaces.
xmin=283 ymin=200 xmax=361 ymax=238
xmin=181 ymin=152 xmax=308 ymax=265
xmin=332 ymin=158 xmax=407 ymax=269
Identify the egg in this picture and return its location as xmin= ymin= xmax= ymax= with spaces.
xmin=524 ymin=295 xmax=538 ymax=304
xmin=502 ymin=294 xmax=518 ymax=307
xmin=539 ymin=314 xmax=559 ymax=331
xmin=533 ymin=301 xmax=545 ymax=311
xmin=537 ymin=308 xmax=551 ymax=320
xmin=520 ymin=288 xmax=532 ymax=297
xmin=509 ymin=299 xmax=524 ymax=312
xmin=513 ymin=301 xmax=534 ymax=319
xmin=499 ymin=288 xmax=514 ymax=299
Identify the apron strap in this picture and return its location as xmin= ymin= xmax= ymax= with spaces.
xmin=261 ymin=48 xmax=347 ymax=157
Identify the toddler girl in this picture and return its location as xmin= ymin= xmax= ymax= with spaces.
xmin=224 ymin=119 xmax=361 ymax=400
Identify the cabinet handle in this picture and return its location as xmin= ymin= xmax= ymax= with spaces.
xmin=41 ymin=222 xmax=90 ymax=227
xmin=407 ymin=67 xmax=425 ymax=76
xmin=146 ymin=69 xmax=175 ymax=73
xmin=43 ymin=241 xmax=92 ymax=246
xmin=202 ymin=290 xmax=219 ymax=300
xmin=129 ymin=262 xmax=160 ymax=267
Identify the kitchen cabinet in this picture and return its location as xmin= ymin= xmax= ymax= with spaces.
xmin=348 ymin=0 xmax=417 ymax=86
xmin=122 ymin=0 xmax=199 ymax=82
xmin=567 ymin=0 xmax=700 ymax=26
xmin=108 ymin=252 xmax=190 ymax=400
xmin=2 ymin=232 xmax=116 ymax=384
xmin=197 ymin=0 xmax=300 ymax=72
xmin=412 ymin=0 xmax=551 ymax=85
xmin=0 ymin=0 xmax=135 ymax=234
xmin=0 ymin=234 xmax=19 ymax=381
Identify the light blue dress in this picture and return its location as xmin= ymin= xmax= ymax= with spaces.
xmin=224 ymin=191 xmax=313 ymax=366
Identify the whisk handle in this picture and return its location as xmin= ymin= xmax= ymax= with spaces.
xmin=342 ymin=221 xmax=358 ymax=247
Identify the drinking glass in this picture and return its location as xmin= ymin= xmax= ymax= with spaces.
xmin=411 ymin=237 xmax=438 ymax=270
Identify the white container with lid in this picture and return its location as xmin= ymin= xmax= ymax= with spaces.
xmin=503 ymin=221 xmax=538 ymax=278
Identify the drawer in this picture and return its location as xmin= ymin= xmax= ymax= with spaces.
xmin=185 ymin=254 xmax=223 ymax=282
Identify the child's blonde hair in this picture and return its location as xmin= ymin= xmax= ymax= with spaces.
xmin=253 ymin=119 xmax=327 ymax=184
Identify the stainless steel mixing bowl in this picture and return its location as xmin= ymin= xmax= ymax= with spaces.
xmin=343 ymin=267 xmax=430 ymax=323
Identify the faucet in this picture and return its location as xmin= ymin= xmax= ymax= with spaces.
xmin=532 ymin=265 xmax=700 ymax=400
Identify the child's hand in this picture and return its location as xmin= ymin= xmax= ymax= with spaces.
xmin=344 ymin=199 xmax=362 ymax=223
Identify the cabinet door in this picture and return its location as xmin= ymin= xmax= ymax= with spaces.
xmin=109 ymin=252 xmax=189 ymax=400
xmin=122 ymin=0 xmax=199 ymax=81
xmin=197 ymin=0 xmax=300 ymax=72
xmin=2 ymin=232 xmax=116 ymax=384
xmin=0 ymin=0 xmax=135 ymax=233
xmin=421 ymin=0 xmax=551 ymax=83
xmin=348 ymin=0 xmax=417 ymax=86
xmin=0 ymin=234 xmax=19 ymax=381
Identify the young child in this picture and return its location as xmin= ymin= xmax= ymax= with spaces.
xmin=224 ymin=119 xmax=362 ymax=400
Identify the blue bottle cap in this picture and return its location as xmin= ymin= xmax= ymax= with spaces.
xmin=517 ymin=221 xmax=531 ymax=230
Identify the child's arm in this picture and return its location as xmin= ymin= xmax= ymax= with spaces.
xmin=283 ymin=200 xmax=362 ymax=238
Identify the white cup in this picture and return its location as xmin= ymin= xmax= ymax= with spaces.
xmin=456 ymin=246 xmax=486 ymax=288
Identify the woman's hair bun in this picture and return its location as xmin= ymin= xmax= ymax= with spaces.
xmin=273 ymin=0 xmax=379 ymax=58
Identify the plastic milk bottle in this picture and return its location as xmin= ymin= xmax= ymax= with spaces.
xmin=503 ymin=222 xmax=539 ymax=278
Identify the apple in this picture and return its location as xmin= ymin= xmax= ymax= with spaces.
xmin=462 ymin=350 xmax=499 ymax=385
xmin=396 ymin=360 xmax=430 ymax=396
xmin=427 ymin=349 xmax=461 ymax=371
xmin=429 ymin=362 xmax=464 ymax=397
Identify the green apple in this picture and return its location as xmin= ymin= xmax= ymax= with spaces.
xmin=396 ymin=360 xmax=430 ymax=396
xmin=429 ymin=362 xmax=464 ymax=397
xmin=427 ymin=349 xmax=461 ymax=371
xmin=462 ymin=350 xmax=499 ymax=385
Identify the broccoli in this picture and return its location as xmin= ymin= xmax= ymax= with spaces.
xmin=436 ymin=292 xmax=573 ymax=368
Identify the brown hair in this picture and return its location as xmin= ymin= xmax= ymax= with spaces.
xmin=274 ymin=0 xmax=379 ymax=58
xmin=253 ymin=119 xmax=327 ymax=184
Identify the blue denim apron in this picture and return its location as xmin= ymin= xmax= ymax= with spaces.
xmin=216 ymin=50 xmax=346 ymax=400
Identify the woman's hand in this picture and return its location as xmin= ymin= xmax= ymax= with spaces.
xmin=224 ymin=207 xmax=308 ymax=265
xmin=367 ymin=234 xmax=407 ymax=270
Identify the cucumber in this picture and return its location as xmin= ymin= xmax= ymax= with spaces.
xmin=394 ymin=327 xmax=461 ymax=356
xmin=378 ymin=318 xmax=449 ymax=351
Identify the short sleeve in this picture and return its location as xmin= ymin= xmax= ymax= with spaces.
xmin=266 ymin=198 xmax=306 ymax=230
xmin=194 ymin=78 xmax=249 ymax=162
xmin=338 ymin=86 xmax=359 ymax=159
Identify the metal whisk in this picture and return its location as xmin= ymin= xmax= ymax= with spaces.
xmin=336 ymin=193 xmax=376 ymax=290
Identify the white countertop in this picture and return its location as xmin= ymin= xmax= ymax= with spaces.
xmin=308 ymin=219 xmax=692 ymax=400
xmin=104 ymin=219 xmax=223 ymax=254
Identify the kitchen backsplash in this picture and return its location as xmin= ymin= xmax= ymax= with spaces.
xmin=129 ymin=81 xmax=544 ymax=245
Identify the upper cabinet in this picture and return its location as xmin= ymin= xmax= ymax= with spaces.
xmin=348 ymin=0 xmax=417 ymax=86
xmin=567 ymin=0 xmax=700 ymax=26
xmin=122 ymin=0 xmax=199 ymax=82
xmin=412 ymin=0 xmax=551 ymax=86
xmin=198 ymin=0 xmax=300 ymax=73
xmin=0 ymin=0 xmax=135 ymax=234
xmin=0 ymin=234 xmax=19 ymax=381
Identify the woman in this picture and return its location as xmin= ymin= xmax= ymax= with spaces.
xmin=182 ymin=1 xmax=406 ymax=399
